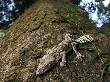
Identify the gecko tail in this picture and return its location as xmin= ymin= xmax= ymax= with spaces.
xmin=75 ymin=35 xmax=94 ymax=44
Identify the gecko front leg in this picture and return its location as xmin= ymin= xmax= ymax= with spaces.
xmin=60 ymin=51 xmax=66 ymax=67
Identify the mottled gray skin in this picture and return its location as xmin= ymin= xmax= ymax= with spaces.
xmin=36 ymin=34 xmax=93 ymax=76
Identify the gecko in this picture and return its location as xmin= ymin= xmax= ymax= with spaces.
xmin=36 ymin=34 xmax=94 ymax=76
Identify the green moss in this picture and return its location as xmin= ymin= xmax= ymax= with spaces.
xmin=60 ymin=4 xmax=95 ymax=33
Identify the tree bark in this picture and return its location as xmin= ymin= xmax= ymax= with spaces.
xmin=0 ymin=0 xmax=110 ymax=82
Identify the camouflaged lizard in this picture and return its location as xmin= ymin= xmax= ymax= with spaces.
xmin=36 ymin=34 xmax=94 ymax=76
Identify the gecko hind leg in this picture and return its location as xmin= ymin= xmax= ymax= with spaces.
xmin=71 ymin=42 xmax=83 ymax=59
xmin=60 ymin=51 xmax=66 ymax=67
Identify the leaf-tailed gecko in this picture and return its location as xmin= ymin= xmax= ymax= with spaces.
xmin=36 ymin=34 xmax=94 ymax=76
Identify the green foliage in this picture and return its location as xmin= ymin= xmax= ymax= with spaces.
xmin=0 ymin=31 xmax=5 ymax=38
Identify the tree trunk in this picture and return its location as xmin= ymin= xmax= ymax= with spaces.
xmin=0 ymin=0 xmax=110 ymax=82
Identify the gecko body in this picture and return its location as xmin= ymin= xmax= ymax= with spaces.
xmin=36 ymin=34 xmax=93 ymax=76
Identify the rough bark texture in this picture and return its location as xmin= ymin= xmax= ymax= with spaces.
xmin=0 ymin=0 xmax=110 ymax=82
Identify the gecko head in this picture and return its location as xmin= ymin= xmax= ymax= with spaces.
xmin=36 ymin=54 xmax=56 ymax=76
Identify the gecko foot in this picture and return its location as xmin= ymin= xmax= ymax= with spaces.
xmin=76 ymin=53 xmax=83 ymax=59
xmin=75 ymin=52 xmax=84 ymax=62
xmin=60 ymin=51 xmax=66 ymax=67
